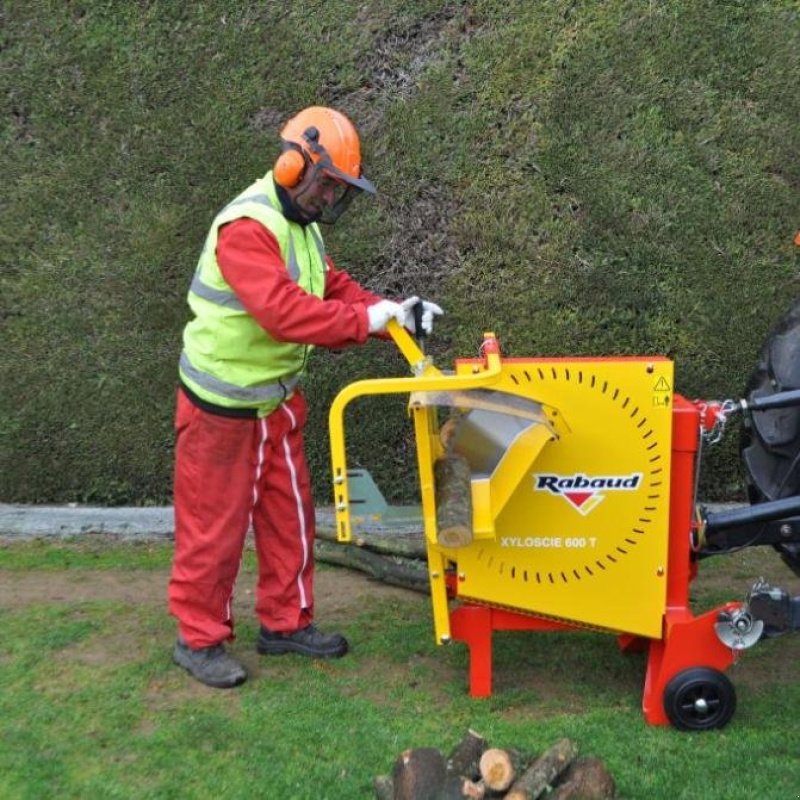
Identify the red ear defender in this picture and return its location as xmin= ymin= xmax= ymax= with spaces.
xmin=274 ymin=144 xmax=306 ymax=188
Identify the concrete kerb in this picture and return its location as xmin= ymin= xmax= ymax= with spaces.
xmin=0 ymin=503 xmax=423 ymax=543
xmin=0 ymin=501 xmax=742 ymax=541
xmin=0 ymin=504 xmax=175 ymax=540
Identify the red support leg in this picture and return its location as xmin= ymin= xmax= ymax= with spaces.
xmin=449 ymin=604 xmax=577 ymax=698
xmin=449 ymin=605 xmax=494 ymax=697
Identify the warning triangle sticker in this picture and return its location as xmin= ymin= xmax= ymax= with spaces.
xmin=653 ymin=377 xmax=671 ymax=392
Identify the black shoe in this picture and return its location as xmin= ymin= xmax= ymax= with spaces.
xmin=257 ymin=624 xmax=349 ymax=659
xmin=173 ymin=640 xmax=247 ymax=688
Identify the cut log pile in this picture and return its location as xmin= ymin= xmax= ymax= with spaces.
xmin=314 ymin=517 xmax=430 ymax=594
xmin=314 ymin=536 xmax=429 ymax=593
xmin=374 ymin=730 xmax=617 ymax=800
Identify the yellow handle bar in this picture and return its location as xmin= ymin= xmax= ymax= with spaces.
xmin=328 ymin=320 xmax=503 ymax=542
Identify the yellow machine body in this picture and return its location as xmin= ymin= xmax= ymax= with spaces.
xmin=422 ymin=357 xmax=674 ymax=639
xmin=329 ymin=328 xmax=674 ymax=646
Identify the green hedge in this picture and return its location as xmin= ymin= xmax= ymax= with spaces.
xmin=2 ymin=0 xmax=798 ymax=504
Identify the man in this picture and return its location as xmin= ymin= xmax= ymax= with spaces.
xmin=168 ymin=106 xmax=442 ymax=688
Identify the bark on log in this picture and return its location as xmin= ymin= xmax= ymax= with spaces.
xmin=316 ymin=522 xmax=427 ymax=560
xmin=506 ymin=738 xmax=578 ymax=800
xmin=314 ymin=540 xmax=429 ymax=593
xmin=548 ymin=757 xmax=616 ymax=800
xmin=479 ymin=748 xmax=517 ymax=792
xmin=434 ymin=455 xmax=473 ymax=547
xmin=445 ymin=728 xmax=487 ymax=781
xmin=374 ymin=774 xmax=394 ymax=800
xmin=391 ymin=747 xmax=447 ymax=800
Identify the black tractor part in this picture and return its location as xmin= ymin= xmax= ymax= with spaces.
xmin=748 ymin=581 xmax=800 ymax=638
xmin=740 ymin=300 xmax=800 ymax=574
xmin=741 ymin=300 xmax=800 ymax=500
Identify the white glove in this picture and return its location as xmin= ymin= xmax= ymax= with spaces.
xmin=400 ymin=296 xmax=444 ymax=335
xmin=367 ymin=299 xmax=405 ymax=334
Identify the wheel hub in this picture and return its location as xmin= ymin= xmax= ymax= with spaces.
xmin=695 ymin=697 xmax=709 ymax=714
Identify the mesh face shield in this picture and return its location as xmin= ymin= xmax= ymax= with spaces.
xmin=292 ymin=162 xmax=366 ymax=225
xmin=301 ymin=129 xmax=375 ymax=224
xmin=318 ymin=179 xmax=359 ymax=225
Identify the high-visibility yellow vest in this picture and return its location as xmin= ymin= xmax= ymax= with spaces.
xmin=179 ymin=172 xmax=326 ymax=415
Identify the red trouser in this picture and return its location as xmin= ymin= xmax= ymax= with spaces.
xmin=168 ymin=388 xmax=315 ymax=648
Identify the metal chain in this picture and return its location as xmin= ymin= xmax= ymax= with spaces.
xmin=700 ymin=399 xmax=740 ymax=445
xmin=691 ymin=398 xmax=741 ymax=552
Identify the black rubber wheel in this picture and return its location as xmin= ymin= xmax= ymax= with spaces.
xmin=663 ymin=668 xmax=737 ymax=731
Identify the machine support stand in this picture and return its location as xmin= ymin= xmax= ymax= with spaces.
xmin=641 ymin=607 xmax=739 ymax=725
xmin=449 ymin=605 xmax=493 ymax=697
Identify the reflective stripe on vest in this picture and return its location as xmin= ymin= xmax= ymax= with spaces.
xmin=188 ymin=192 xmax=322 ymax=305
xmin=179 ymin=351 xmax=299 ymax=403
xmin=189 ymin=274 xmax=245 ymax=310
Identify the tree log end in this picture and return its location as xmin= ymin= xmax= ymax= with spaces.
xmin=479 ymin=747 xmax=516 ymax=791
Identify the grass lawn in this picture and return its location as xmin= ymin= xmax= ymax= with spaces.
xmin=1 ymin=538 xmax=799 ymax=799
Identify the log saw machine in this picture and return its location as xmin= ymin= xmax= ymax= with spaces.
xmin=328 ymin=306 xmax=800 ymax=730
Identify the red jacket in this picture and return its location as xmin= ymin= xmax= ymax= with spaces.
xmin=217 ymin=218 xmax=382 ymax=348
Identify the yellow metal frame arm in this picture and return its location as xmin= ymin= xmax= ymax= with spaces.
xmin=328 ymin=322 xmax=503 ymax=543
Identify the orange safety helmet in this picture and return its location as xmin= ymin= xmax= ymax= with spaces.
xmin=274 ymin=106 xmax=376 ymax=196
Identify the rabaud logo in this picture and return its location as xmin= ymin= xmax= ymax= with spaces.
xmin=533 ymin=472 xmax=642 ymax=515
